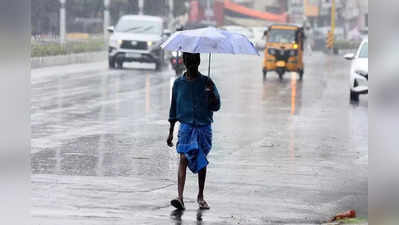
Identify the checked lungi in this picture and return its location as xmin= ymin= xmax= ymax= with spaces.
xmin=177 ymin=123 xmax=212 ymax=173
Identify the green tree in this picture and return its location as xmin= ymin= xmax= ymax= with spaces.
xmin=144 ymin=0 xmax=168 ymax=16
xmin=31 ymin=0 xmax=60 ymax=35
xmin=173 ymin=0 xmax=189 ymax=17
xmin=65 ymin=0 xmax=104 ymax=33
xmin=109 ymin=0 xmax=139 ymax=25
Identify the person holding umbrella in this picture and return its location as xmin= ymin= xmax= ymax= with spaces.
xmin=162 ymin=26 xmax=258 ymax=210
xmin=167 ymin=52 xmax=221 ymax=210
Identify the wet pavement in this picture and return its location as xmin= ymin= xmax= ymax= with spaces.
xmin=31 ymin=52 xmax=368 ymax=225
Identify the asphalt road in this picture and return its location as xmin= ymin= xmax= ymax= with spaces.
xmin=31 ymin=52 xmax=368 ymax=225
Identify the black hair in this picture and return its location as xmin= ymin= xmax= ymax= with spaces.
xmin=183 ymin=52 xmax=201 ymax=69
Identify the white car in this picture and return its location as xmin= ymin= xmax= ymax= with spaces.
xmin=344 ymin=39 xmax=368 ymax=102
xmin=107 ymin=15 xmax=169 ymax=70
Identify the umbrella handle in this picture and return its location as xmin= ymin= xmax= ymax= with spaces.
xmin=208 ymin=53 xmax=211 ymax=77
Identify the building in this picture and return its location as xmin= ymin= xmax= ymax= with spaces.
xmin=188 ymin=0 xmax=288 ymax=27
xmin=287 ymin=0 xmax=305 ymax=24
xmin=340 ymin=0 xmax=368 ymax=40
xmin=342 ymin=0 xmax=368 ymax=30
xmin=358 ymin=0 xmax=368 ymax=30
xmin=232 ymin=0 xmax=255 ymax=8
xmin=253 ymin=0 xmax=287 ymax=14
xmin=303 ymin=0 xmax=319 ymax=26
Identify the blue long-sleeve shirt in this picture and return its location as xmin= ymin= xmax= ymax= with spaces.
xmin=169 ymin=74 xmax=221 ymax=126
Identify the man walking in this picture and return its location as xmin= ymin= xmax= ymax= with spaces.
xmin=167 ymin=52 xmax=221 ymax=210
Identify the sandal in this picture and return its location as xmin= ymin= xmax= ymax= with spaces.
xmin=171 ymin=198 xmax=185 ymax=210
xmin=197 ymin=199 xmax=210 ymax=210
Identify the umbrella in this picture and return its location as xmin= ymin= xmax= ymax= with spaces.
xmin=161 ymin=27 xmax=259 ymax=76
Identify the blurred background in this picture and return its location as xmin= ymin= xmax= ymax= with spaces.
xmin=30 ymin=0 xmax=368 ymax=57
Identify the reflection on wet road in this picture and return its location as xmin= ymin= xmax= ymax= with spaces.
xmin=32 ymin=53 xmax=367 ymax=225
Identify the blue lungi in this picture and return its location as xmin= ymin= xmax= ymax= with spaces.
xmin=177 ymin=123 xmax=212 ymax=173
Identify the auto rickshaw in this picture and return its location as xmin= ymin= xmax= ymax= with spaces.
xmin=263 ymin=24 xmax=305 ymax=80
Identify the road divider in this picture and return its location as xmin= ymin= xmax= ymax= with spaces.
xmin=31 ymin=51 xmax=107 ymax=69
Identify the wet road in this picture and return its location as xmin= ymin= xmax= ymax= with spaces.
xmin=31 ymin=52 xmax=368 ymax=225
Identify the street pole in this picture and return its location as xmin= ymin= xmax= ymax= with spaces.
xmin=139 ymin=0 xmax=144 ymax=15
xmin=169 ymin=0 xmax=174 ymax=19
xmin=104 ymin=0 xmax=110 ymax=41
xmin=331 ymin=0 xmax=336 ymax=34
xmin=206 ymin=0 xmax=211 ymax=23
xmin=169 ymin=0 xmax=174 ymax=31
xmin=60 ymin=0 xmax=66 ymax=44
xmin=331 ymin=0 xmax=336 ymax=54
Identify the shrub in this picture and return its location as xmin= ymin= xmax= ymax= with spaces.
xmin=31 ymin=39 xmax=106 ymax=57
xmin=334 ymin=40 xmax=361 ymax=50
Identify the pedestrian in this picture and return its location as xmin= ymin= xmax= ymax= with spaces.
xmin=167 ymin=52 xmax=221 ymax=210
xmin=305 ymin=26 xmax=313 ymax=56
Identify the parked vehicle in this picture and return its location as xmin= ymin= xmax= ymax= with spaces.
xmin=344 ymin=39 xmax=368 ymax=102
xmin=107 ymin=15 xmax=170 ymax=70
xmin=263 ymin=24 xmax=305 ymax=80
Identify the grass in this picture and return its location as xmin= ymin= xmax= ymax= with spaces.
xmin=31 ymin=39 xmax=106 ymax=58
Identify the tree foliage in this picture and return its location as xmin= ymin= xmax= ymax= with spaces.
xmin=173 ymin=0 xmax=189 ymax=17
xmin=31 ymin=0 xmax=60 ymax=35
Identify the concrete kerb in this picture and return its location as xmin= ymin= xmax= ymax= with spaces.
xmin=322 ymin=219 xmax=368 ymax=225
xmin=31 ymin=51 xmax=107 ymax=69
xmin=322 ymin=223 xmax=368 ymax=225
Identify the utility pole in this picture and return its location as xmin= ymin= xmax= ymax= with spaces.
xmin=139 ymin=0 xmax=144 ymax=15
xmin=169 ymin=0 xmax=174 ymax=19
xmin=168 ymin=0 xmax=174 ymax=31
xmin=104 ymin=0 xmax=110 ymax=40
xmin=326 ymin=0 xmax=336 ymax=51
xmin=60 ymin=0 xmax=66 ymax=44
xmin=330 ymin=0 xmax=336 ymax=53
xmin=331 ymin=0 xmax=336 ymax=35
xmin=205 ymin=0 xmax=213 ymax=23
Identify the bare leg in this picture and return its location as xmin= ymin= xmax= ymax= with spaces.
xmin=178 ymin=154 xmax=188 ymax=201
xmin=197 ymin=166 xmax=207 ymax=201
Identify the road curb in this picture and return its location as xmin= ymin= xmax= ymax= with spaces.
xmin=322 ymin=223 xmax=368 ymax=225
xmin=31 ymin=51 xmax=107 ymax=69
xmin=322 ymin=220 xmax=368 ymax=225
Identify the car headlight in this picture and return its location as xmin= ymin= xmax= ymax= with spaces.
xmin=147 ymin=41 xmax=153 ymax=47
xmin=110 ymin=39 xmax=122 ymax=47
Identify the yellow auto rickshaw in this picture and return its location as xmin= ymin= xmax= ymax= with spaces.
xmin=263 ymin=24 xmax=305 ymax=80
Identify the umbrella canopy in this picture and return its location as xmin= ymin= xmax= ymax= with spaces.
xmin=161 ymin=27 xmax=259 ymax=56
